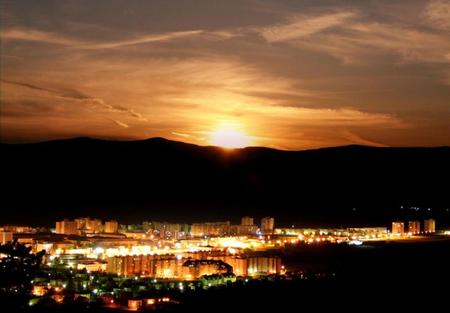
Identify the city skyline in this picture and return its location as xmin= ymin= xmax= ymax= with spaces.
xmin=1 ymin=213 xmax=445 ymax=312
xmin=1 ymin=0 xmax=450 ymax=149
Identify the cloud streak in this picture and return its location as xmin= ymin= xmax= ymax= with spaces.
xmin=0 ymin=28 xmax=234 ymax=50
xmin=1 ymin=29 xmax=83 ymax=46
xmin=110 ymin=119 xmax=129 ymax=128
xmin=1 ymin=80 xmax=145 ymax=120
xmin=424 ymin=0 xmax=450 ymax=31
xmin=260 ymin=11 xmax=356 ymax=42
xmin=257 ymin=9 xmax=450 ymax=65
xmin=86 ymin=30 xmax=204 ymax=49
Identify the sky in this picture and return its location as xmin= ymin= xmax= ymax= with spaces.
xmin=1 ymin=0 xmax=449 ymax=149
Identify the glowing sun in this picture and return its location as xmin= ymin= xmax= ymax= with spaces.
xmin=210 ymin=124 xmax=251 ymax=148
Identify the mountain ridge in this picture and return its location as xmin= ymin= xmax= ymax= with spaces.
xmin=2 ymin=137 xmax=449 ymax=227
xmin=3 ymin=136 xmax=450 ymax=152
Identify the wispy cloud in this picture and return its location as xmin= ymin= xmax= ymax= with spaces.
xmin=2 ymin=79 xmax=105 ymax=105
xmin=256 ymin=9 xmax=450 ymax=65
xmin=1 ymin=79 xmax=145 ymax=120
xmin=424 ymin=0 xmax=450 ymax=31
xmin=0 ymin=28 xmax=234 ymax=50
xmin=340 ymin=130 xmax=388 ymax=147
xmin=171 ymin=131 xmax=205 ymax=141
xmin=86 ymin=30 xmax=204 ymax=49
xmin=260 ymin=11 xmax=357 ymax=42
xmin=1 ymin=29 xmax=83 ymax=46
xmin=171 ymin=132 xmax=191 ymax=138
xmin=110 ymin=119 xmax=129 ymax=128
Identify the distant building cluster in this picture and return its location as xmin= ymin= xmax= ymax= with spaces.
xmin=52 ymin=215 xmax=275 ymax=238
xmin=190 ymin=217 xmax=274 ymax=237
xmin=55 ymin=217 xmax=110 ymax=235
xmin=391 ymin=219 xmax=435 ymax=235
xmin=0 ymin=225 xmax=32 ymax=244
xmin=0 ymin=213 xmax=443 ymax=294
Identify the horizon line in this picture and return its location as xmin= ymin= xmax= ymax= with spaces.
xmin=2 ymin=135 xmax=450 ymax=152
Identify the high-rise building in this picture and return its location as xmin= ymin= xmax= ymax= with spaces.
xmin=55 ymin=219 xmax=78 ymax=235
xmin=104 ymin=220 xmax=119 ymax=233
xmin=86 ymin=218 xmax=103 ymax=233
xmin=408 ymin=221 xmax=420 ymax=234
xmin=230 ymin=225 xmax=258 ymax=236
xmin=75 ymin=218 xmax=87 ymax=230
xmin=191 ymin=222 xmax=230 ymax=237
xmin=241 ymin=216 xmax=254 ymax=226
xmin=106 ymin=253 xmax=282 ymax=278
xmin=424 ymin=219 xmax=436 ymax=233
xmin=1 ymin=225 xmax=32 ymax=233
xmin=260 ymin=217 xmax=275 ymax=234
xmin=391 ymin=222 xmax=405 ymax=235
xmin=0 ymin=231 xmax=13 ymax=244
xmin=75 ymin=217 xmax=103 ymax=234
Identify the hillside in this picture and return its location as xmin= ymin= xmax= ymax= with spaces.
xmin=2 ymin=138 xmax=449 ymax=226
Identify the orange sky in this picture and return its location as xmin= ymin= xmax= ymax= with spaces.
xmin=1 ymin=0 xmax=449 ymax=149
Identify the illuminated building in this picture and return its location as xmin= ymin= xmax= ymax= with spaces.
xmin=76 ymin=217 xmax=103 ymax=234
xmin=408 ymin=221 xmax=420 ymax=234
xmin=75 ymin=218 xmax=87 ymax=231
xmin=104 ymin=220 xmax=118 ymax=233
xmin=246 ymin=256 xmax=282 ymax=275
xmin=154 ymin=256 xmax=185 ymax=278
xmin=121 ymin=231 xmax=147 ymax=239
xmin=230 ymin=225 xmax=258 ymax=236
xmin=220 ymin=256 xmax=248 ymax=276
xmin=183 ymin=260 xmax=232 ymax=278
xmin=424 ymin=219 xmax=436 ymax=233
xmin=32 ymin=285 xmax=47 ymax=296
xmin=87 ymin=218 xmax=103 ymax=233
xmin=141 ymin=222 xmax=189 ymax=239
xmin=128 ymin=300 xmax=142 ymax=311
xmin=55 ymin=219 xmax=78 ymax=235
xmin=107 ymin=254 xmax=185 ymax=278
xmin=241 ymin=216 xmax=254 ymax=226
xmin=348 ymin=227 xmax=388 ymax=238
xmin=106 ymin=252 xmax=282 ymax=278
xmin=76 ymin=260 xmax=107 ymax=272
xmin=0 ymin=231 xmax=13 ymax=244
xmin=260 ymin=217 xmax=275 ymax=235
xmin=391 ymin=222 xmax=405 ymax=235
xmin=275 ymin=228 xmax=346 ymax=236
xmin=191 ymin=222 xmax=230 ymax=237
xmin=161 ymin=223 xmax=184 ymax=239
xmin=208 ymin=254 xmax=282 ymax=276
xmin=0 ymin=225 xmax=33 ymax=233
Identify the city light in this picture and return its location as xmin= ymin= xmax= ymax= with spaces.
xmin=1 ymin=214 xmax=441 ymax=312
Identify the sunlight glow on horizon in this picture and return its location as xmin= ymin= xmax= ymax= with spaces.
xmin=210 ymin=122 xmax=251 ymax=148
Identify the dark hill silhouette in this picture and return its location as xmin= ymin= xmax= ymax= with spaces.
xmin=2 ymin=138 xmax=449 ymax=227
